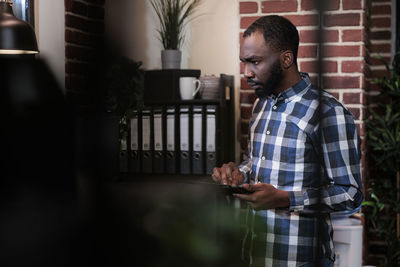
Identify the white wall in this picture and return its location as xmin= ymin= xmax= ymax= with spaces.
xmin=188 ymin=1 xmax=239 ymax=82
xmin=34 ymin=0 xmax=65 ymax=89
xmin=105 ymin=0 xmax=241 ymax=161
xmin=189 ymin=1 xmax=240 ymax=161
xmin=105 ymin=0 xmax=159 ymax=69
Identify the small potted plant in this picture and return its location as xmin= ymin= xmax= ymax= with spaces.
xmin=105 ymin=57 xmax=144 ymax=173
xmin=106 ymin=57 xmax=144 ymax=119
xmin=150 ymin=0 xmax=201 ymax=69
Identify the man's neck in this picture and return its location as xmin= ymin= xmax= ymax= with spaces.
xmin=274 ymin=68 xmax=302 ymax=96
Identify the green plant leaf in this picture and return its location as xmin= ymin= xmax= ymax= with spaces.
xmin=151 ymin=0 xmax=202 ymax=49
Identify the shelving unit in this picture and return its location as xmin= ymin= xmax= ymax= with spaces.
xmin=122 ymin=71 xmax=235 ymax=179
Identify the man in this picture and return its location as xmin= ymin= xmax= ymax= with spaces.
xmin=212 ymin=15 xmax=363 ymax=267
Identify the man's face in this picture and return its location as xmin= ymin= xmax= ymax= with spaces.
xmin=240 ymin=31 xmax=282 ymax=98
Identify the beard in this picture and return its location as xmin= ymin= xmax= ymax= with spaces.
xmin=254 ymin=60 xmax=283 ymax=99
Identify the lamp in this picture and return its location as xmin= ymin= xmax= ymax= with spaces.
xmin=0 ymin=0 xmax=38 ymax=54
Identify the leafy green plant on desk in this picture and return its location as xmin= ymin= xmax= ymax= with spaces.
xmin=106 ymin=57 xmax=144 ymax=140
xmin=362 ymin=52 xmax=400 ymax=266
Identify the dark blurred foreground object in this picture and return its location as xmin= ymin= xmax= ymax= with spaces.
xmin=0 ymin=58 xmax=83 ymax=266
xmin=0 ymin=57 xmax=248 ymax=267
xmin=0 ymin=0 xmax=38 ymax=55
xmin=99 ymin=176 xmax=248 ymax=267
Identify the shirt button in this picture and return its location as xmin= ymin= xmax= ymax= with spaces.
xmin=273 ymin=106 xmax=277 ymax=110
xmin=261 ymin=156 xmax=266 ymax=160
xmin=266 ymin=130 xmax=270 ymax=135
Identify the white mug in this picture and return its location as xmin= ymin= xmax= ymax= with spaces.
xmin=179 ymin=77 xmax=201 ymax=100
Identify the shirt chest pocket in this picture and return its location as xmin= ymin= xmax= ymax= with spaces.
xmin=258 ymin=123 xmax=309 ymax=163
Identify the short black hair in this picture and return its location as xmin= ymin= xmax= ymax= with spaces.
xmin=243 ymin=15 xmax=299 ymax=65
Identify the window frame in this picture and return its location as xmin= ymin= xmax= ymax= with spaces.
xmin=11 ymin=0 xmax=35 ymax=27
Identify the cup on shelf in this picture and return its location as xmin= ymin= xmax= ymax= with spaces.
xmin=179 ymin=77 xmax=201 ymax=100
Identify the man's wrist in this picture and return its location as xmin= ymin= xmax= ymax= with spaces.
xmin=277 ymin=190 xmax=290 ymax=208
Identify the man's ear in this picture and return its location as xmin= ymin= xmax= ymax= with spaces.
xmin=280 ymin=50 xmax=294 ymax=69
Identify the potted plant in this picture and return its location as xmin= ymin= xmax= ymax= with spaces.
xmin=105 ymin=57 xmax=145 ymax=173
xmin=106 ymin=57 xmax=144 ymax=119
xmin=362 ymin=52 xmax=400 ymax=266
xmin=150 ymin=0 xmax=201 ymax=69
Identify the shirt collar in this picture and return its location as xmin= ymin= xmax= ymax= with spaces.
xmin=267 ymin=72 xmax=311 ymax=102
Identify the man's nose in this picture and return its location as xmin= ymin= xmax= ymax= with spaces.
xmin=244 ymin=64 xmax=254 ymax=78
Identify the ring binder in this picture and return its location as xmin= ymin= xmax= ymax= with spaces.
xmin=129 ymin=110 xmax=141 ymax=173
xmin=142 ymin=108 xmax=153 ymax=173
xmin=192 ymin=105 xmax=204 ymax=174
xmin=166 ymin=106 xmax=177 ymax=174
xmin=153 ymin=107 xmax=165 ymax=173
xmin=179 ymin=105 xmax=190 ymax=174
xmin=206 ymin=105 xmax=217 ymax=175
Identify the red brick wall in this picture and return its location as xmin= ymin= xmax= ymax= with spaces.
xmin=64 ymin=0 xmax=105 ymax=110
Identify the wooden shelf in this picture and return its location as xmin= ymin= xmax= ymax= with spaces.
xmin=123 ymin=73 xmax=235 ymax=176
xmin=144 ymin=99 xmax=224 ymax=106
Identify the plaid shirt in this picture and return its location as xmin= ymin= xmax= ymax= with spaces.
xmin=239 ymin=73 xmax=363 ymax=267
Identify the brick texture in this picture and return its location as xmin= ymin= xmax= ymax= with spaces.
xmin=324 ymin=13 xmax=361 ymax=27
xmin=300 ymin=29 xmax=339 ymax=43
xmin=240 ymin=2 xmax=258 ymax=13
xmin=342 ymin=29 xmax=364 ymax=42
xmin=298 ymin=45 xmax=318 ymax=58
xmin=301 ymin=60 xmax=338 ymax=73
xmin=343 ymin=0 xmax=362 ymax=10
xmin=64 ymin=0 xmax=105 ymax=110
xmin=261 ymin=1 xmax=298 ymax=13
xmin=301 ymin=0 xmax=340 ymax=11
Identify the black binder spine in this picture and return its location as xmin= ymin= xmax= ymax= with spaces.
xmin=119 ymin=117 xmax=128 ymax=173
xmin=206 ymin=105 xmax=217 ymax=175
xmin=129 ymin=110 xmax=141 ymax=173
xmin=153 ymin=107 xmax=165 ymax=174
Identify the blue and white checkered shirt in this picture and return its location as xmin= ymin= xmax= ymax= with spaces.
xmin=239 ymin=73 xmax=363 ymax=266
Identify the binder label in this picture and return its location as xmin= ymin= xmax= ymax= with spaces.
xmin=180 ymin=113 xmax=189 ymax=151
xmin=167 ymin=113 xmax=175 ymax=151
xmin=206 ymin=114 xmax=216 ymax=152
xmin=121 ymin=138 xmax=127 ymax=151
xmin=142 ymin=115 xmax=151 ymax=151
xmin=154 ymin=113 xmax=163 ymax=151
xmin=193 ymin=113 xmax=202 ymax=152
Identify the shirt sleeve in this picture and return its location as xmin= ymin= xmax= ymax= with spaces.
xmin=238 ymin=143 xmax=252 ymax=184
xmin=238 ymin=99 xmax=260 ymax=184
xmin=289 ymin=105 xmax=363 ymax=213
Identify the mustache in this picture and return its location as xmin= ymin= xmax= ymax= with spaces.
xmin=247 ymin=78 xmax=263 ymax=86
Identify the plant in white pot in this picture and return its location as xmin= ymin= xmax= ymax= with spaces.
xmin=150 ymin=0 xmax=201 ymax=69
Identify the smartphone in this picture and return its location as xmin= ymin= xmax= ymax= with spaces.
xmin=221 ymin=185 xmax=253 ymax=195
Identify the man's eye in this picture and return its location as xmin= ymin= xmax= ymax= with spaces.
xmin=252 ymin=61 xmax=259 ymax=65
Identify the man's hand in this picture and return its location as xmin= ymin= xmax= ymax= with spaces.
xmin=211 ymin=162 xmax=244 ymax=186
xmin=234 ymin=183 xmax=290 ymax=210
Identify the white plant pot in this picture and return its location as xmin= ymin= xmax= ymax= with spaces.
xmin=161 ymin=49 xmax=181 ymax=69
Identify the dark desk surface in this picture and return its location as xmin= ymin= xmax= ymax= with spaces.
xmin=89 ymin=173 xmax=247 ymax=267
xmin=118 ymin=172 xmax=213 ymax=181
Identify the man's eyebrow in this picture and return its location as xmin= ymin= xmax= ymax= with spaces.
xmin=240 ymin=56 xmax=262 ymax=62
